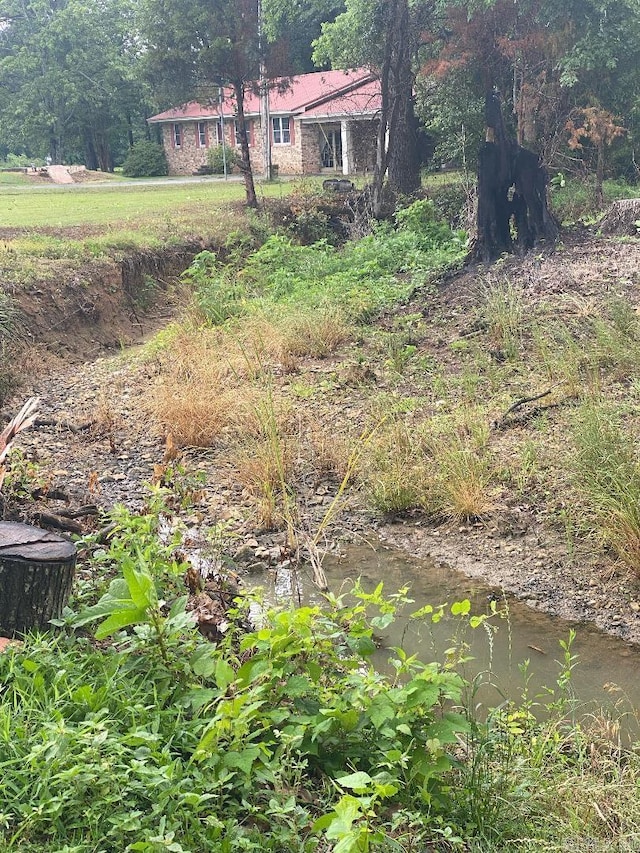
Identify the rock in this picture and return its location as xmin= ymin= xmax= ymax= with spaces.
xmin=233 ymin=544 xmax=255 ymax=563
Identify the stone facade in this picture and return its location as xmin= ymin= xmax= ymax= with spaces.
xmin=161 ymin=115 xmax=377 ymax=177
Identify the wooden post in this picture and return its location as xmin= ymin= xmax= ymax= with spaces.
xmin=0 ymin=522 xmax=76 ymax=637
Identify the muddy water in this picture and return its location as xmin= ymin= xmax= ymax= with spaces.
xmin=258 ymin=544 xmax=640 ymax=733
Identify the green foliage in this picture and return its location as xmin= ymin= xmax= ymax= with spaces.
xmin=426 ymin=180 xmax=473 ymax=230
xmin=1 ymin=449 xmax=48 ymax=502
xmin=267 ymin=181 xmax=350 ymax=245
xmin=207 ymin=144 xmax=239 ymax=174
xmin=1 ymin=496 xmax=639 ymax=850
xmin=183 ymin=250 xmax=251 ymax=323
xmin=0 ymin=501 xmax=475 ymax=851
xmin=0 ymin=0 xmax=148 ymax=169
xmin=550 ymin=176 xmax=640 ymax=223
xmin=122 ymin=141 xmax=169 ymax=178
xmin=188 ymin=198 xmax=466 ymax=325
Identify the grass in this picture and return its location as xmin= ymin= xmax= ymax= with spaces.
xmin=0 ymin=178 xmax=290 ymax=230
xmin=550 ymin=176 xmax=640 ymax=224
xmin=571 ymin=403 xmax=640 ymax=572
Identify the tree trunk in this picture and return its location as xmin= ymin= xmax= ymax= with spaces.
xmin=371 ymin=0 xmax=396 ymax=219
xmin=94 ymin=131 xmax=114 ymax=172
xmin=84 ymin=130 xmax=98 ymax=171
xmin=474 ymin=91 xmax=558 ymax=262
xmin=0 ymin=522 xmax=76 ymax=637
xmin=387 ymin=0 xmax=421 ymax=196
xmin=233 ymin=80 xmax=258 ymax=209
xmin=595 ymin=140 xmax=605 ymax=209
xmin=599 ymin=198 xmax=640 ymax=235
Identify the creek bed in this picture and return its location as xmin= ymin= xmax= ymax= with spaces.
xmin=255 ymin=543 xmax=640 ymax=735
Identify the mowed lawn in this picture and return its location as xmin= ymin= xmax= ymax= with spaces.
xmin=0 ymin=177 xmax=291 ymax=233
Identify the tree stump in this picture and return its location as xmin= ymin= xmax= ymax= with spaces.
xmin=474 ymin=91 xmax=558 ymax=262
xmin=599 ymin=199 xmax=640 ymax=236
xmin=0 ymin=522 xmax=76 ymax=637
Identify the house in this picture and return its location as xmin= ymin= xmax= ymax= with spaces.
xmin=147 ymin=69 xmax=382 ymax=177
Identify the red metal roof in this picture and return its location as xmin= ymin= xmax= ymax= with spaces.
xmin=148 ymin=69 xmax=380 ymax=123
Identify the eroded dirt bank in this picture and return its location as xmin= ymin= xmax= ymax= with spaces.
xmin=5 ymin=231 xmax=640 ymax=647
xmin=10 ymin=245 xmax=199 ymax=363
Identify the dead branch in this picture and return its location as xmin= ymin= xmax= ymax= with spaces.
xmin=493 ymin=386 xmax=559 ymax=430
xmin=31 ymin=511 xmax=83 ymax=535
xmin=33 ymin=417 xmax=97 ymax=434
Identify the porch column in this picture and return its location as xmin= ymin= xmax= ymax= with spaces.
xmin=340 ymin=120 xmax=351 ymax=175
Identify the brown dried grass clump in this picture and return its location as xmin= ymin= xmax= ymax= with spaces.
xmin=146 ymin=327 xmax=260 ymax=447
xmin=229 ymin=307 xmax=352 ymax=376
xmin=281 ymin=307 xmax=353 ymax=359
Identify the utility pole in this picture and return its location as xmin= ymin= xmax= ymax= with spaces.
xmin=218 ymin=87 xmax=228 ymax=179
xmin=257 ymin=0 xmax=272 ymax=180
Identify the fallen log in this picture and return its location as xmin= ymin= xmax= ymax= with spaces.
xmin=0 ymin=521 xmax=76 ymax=636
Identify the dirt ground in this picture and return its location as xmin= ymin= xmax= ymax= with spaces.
xmin=5 ymin=228 xmax=640 ymax=647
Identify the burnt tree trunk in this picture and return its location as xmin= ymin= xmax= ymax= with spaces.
xmin=0 ymin=522 xmax=76 ymax=637
xmin=475 ymin=91 xmax=558 ymax=262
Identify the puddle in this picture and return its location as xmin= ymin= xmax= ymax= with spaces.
xmin=253 ymin=543 xmax=640 ymax=734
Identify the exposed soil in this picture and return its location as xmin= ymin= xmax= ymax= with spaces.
xmin=4 ymin=228 xmax=640 ymax=647
xmin=10 ymin=246 xmax=199 ymax=363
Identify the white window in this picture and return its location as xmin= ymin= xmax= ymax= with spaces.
xmin=233 ymin=120 xmax=252 ymax=147
xmin=272 ymin=116 xmax=291 ymax=144
xmin=173 ymin=124 xmax=183 ymax=148
xmin=215 ymin=120 xmax=223 ymax=144
xmin=197 ymin=121 xmax=207 ymax=147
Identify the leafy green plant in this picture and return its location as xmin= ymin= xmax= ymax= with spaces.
xmin=207 ymin=144 xmax=239 ymax=174
xmin=184 ymin=199 xmax=466 ymax=328
xmin=121 ymin=141 xmax=168 ymax=177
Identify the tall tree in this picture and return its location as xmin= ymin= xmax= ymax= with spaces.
xmin=0 ymin=0 xmax=147 ymax=168
xmin=140 ymin=0 xmax=265 ymax=208
xmin=426 ymin=0 xmax=640 ymax=170
xmin=312 ymin=0 xmax=434 ymax=214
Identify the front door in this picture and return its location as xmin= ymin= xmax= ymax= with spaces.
xmin=321 ymin=129 xmax=342 ymax=170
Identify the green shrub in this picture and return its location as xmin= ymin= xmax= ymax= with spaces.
xmin=207 ymin=144 xmax=239 ymax=174
xmin=0 ymin=501 xmax=474 ymax=851
xmin=186 ymin=199 xmax=467 ymax=326
xmin=121 ymin=141 xmax=168 ymax=178
xmin=426 ymin=181 xmax=473 ymax=229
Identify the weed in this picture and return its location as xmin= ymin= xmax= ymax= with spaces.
xmin=0 ymin=448 xmax=50 ymax=503
xmin=280 ymin=306 xmax=352 ymax=359
xmin=514 ymin=439 xmax=539 ymax=495
xmin=362 ymin=406 xmax=495 ymax=520
xmin=480 ymin=278 xmax=524 ymax=361
xmin=427 ymin=432 xmax=495 ymax=520
xmin=234 ymin=391 xmax=299 ymax=541
xmin=383 ymin=332 xmax=418 ymax=375
xmin=571 ymin=403 xmax=640 ymax=572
